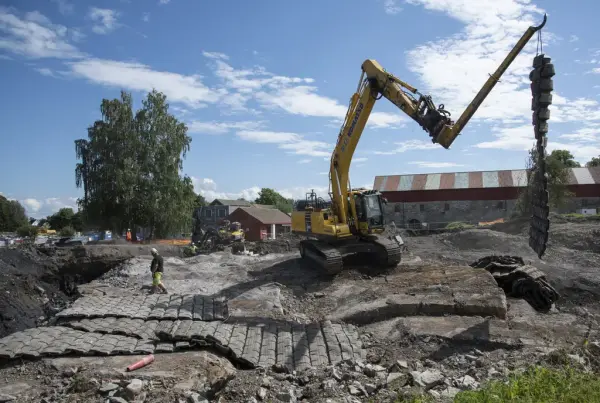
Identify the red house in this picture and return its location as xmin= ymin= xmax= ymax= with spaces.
xmin=227 ymin=207 xmax=292 ymax=241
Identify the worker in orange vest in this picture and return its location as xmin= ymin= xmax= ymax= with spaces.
xmin=126 ymin=229 xmax=132 ymax=242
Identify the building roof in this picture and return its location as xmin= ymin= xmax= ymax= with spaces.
xmin=210 ymin=199 xmax=253 ymax=207
xmin=253 ymin=204 xmax=278 ymax=209
xmin=373 ymin=167 xmax=600 ymax=192
xmin=236 ymin=207 xmax=291 ymax=224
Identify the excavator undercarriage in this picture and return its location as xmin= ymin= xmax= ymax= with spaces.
xmin=299 ymin=234 xmax=403 ymax=275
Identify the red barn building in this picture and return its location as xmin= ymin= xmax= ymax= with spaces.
xmin=227 ymin=207 xmax=291 ymax=241
xmin=373 ymin=167 xmax=600 ymax=229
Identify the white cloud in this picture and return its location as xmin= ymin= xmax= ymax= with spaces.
xmin=255 ymin=85 xmax=405 ymax=129
xmin=51 ymin=0 xmax=74 ymax=15
xmin=204 ymin=55 xmax=403 ymax=127
xmin=35 ymin=67 xmax=55 ymax=77
xmin=408 ymin=161 xmax=465 ymax=168
xmin=353 ymin=157 xmax=368 ymax=163
xmin=159 ymin=0 xmax=171 ymax=4
xmin=88 ymin=7 xmax=119 ymax=35
xmin=236 ymin=130 xmax=332 ymax=157
xmin=142 ymin=12 xmax=150 ymax=22
xmin=22 ymin=198 xmax=42 ymax=213
xmin=191 ymin=177 xmax=261 ymax=202
xmin=202 ymin=51 xmax=229 ymax=61
xmin=192 ymin=177 xmax=330 ymax=202
xmin=298 ymin=159 xmax=311 ymax=164
xmin=0 ymin=8 xmax=84 ymax=59
xmin=68 ymin=58 xmax=225 ymax=108
xmin=475 ymin=123 xmax=600 ymax=164
xmin=237 ymin=130 xmax=301 ymax=143
xmin=19 ymin=197 xmax=78 ymax=217
xmin=383 ymin=0 xmax=403 ymax=14
xmin=193 ymin=177 xmax=330 ymax=203
xmin=569 ymin=35 xmax=579 ymax=42
xmin=373 ymin=139 xmax=439 ymax=155
xmin=187 ymin=120 xmax=264 ymax=135
xmin=403 ymin=0 xmax=600 ymax=157
xmin=404 ymin=0 xmax=545 ymax=124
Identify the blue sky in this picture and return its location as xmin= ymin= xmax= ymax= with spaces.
xmin=1 ymin=0 xmax=599 ymax=218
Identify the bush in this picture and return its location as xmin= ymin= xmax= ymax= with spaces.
xmin=59 ymin=226 xmax=75 ymax=237
xmin=16 ymin=224 xmax=38 ymax=238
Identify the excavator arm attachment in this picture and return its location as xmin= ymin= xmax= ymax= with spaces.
xmin=362 ymin=14 xmax=547 ymax=149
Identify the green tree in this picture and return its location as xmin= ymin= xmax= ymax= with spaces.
xmin=74 ymin=89 xmax=195 ymax=239
xmin=254 ymin=188 xmax=293 ymax=214
xmin=0 ymin=196 xmax=28 ymax=232
xmin=515 ymin=148 xmax=575 ymax=216
xmin=548 ymin=149 xmax=580 ymax=168
xmin=16 ymin=224 xmax=38 ymax=239
xmin=59 ymin=226 xmax=75 ymax=237
xmin=47 ymin=208 xmax=75 ymax=231
xmin=71 ymin=211 xmax=84 ymax=232
xmin=194 ymin=194 xmax=207 ymax=209
xmin=586 ymin=156 xmax=600 ymax=167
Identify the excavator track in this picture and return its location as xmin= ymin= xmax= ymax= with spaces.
xmin=299 ymin=239 xmax=343 ymax=275
xmin=370 ymin=235 xmax=403 ymax=267
xmin=299 ymin=235 xmax=402 ymax=275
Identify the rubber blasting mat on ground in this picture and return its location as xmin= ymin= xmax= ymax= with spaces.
xmin=0 ymin=320 xmax=363 ymax=371
xmin=55 ymin=294 xmax=228 ymax=321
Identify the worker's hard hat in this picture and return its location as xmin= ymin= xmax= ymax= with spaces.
xmin=150 ymin=248 xmax=158 ymax=255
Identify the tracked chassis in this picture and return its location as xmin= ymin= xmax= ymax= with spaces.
xmin=299 ymin=234 xmax=403 ymax=275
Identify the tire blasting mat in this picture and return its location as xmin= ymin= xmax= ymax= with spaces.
xmin=0 ymin=293 xmax=363 ymax=372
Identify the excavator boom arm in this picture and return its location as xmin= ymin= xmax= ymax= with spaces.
xmin=329 ymin=14 xmax=547 ymax=226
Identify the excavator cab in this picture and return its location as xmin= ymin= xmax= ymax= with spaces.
xmin=353 ymin=191 xmax=385 ymax=234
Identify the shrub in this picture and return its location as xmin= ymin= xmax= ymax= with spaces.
xmin=59 ymin=226 xmax=76 ymax=237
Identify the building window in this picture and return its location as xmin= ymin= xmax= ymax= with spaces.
xmin=394 ymin=204 xmax=402 ymax=213
xmin=419 ymin=204 xmax=425 ymax=212
xmin=444 ymin=203 xmax=450 ymax=211
xmin=496 ymin=201 xmax=506 ymax=210
xmin=582 ymin=199 xmax=588 ymax=207
xmin=218 ymin=209 xmax=226 ymax=217
xmin=205 ymin=209 xmax=213 ymax=217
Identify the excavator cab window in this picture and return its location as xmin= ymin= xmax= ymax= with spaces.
xmin=358 ymin=194 xmax=384 ymax=229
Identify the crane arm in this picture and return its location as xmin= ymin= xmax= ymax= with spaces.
xmin=329 ymin=14 xmax=547 ymax=226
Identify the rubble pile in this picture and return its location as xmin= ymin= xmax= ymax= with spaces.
xmin=471 ymin=255 xmax=560 ymax=311
xmin=247 ymin=233 xmax=303 ymax=255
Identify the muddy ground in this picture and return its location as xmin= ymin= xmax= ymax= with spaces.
xmin=0 ymin=218 xmax=599 ymax=402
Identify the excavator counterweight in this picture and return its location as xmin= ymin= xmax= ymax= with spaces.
xmin=291 ymin=15 xmax=548 ymax=275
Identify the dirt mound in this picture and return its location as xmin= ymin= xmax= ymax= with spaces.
xmin=548 ymin=222 xmax=600 ymax=254
xmin=437 ymin=229 xmax=535 ymax=256
xmin=0 ymin=244 xmax=163 ymax=338
xmin=490 ymin=216 xmax=600 ymax=254
xmin=0 ymin=247 xmax=70 ymax=338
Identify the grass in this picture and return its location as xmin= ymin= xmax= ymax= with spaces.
xmin=455 ymin=366 xmax=600 ymax=403
xmin=444 ymin=221 xmax=475 ymax=230
xmin=558 ymin=213 xmax=600 ymax=221
xmin=384 ymin=365 xmax=600 ymax=403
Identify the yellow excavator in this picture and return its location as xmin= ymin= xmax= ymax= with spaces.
xmin=291 ymin=15 xmax=548 ymax=274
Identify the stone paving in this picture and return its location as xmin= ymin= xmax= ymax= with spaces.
xmin=56 ymin=294 xmax=228 ymax=321
xmin=0 ymin=319 xmax=362 ymax=371
xmin=0 ymin=293 xmax=362 ymax=371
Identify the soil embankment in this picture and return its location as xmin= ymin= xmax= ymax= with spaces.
xmin=0 ymin=244 xmax=184 ymax=338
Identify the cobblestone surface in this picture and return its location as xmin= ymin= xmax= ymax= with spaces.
xmin=0 ymin=319 xmax=362 ymax=371
xmin=55 ymin=294 xmax=228 ymax=321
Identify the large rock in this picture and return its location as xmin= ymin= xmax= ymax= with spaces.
xmin=326 ymin=265 xmax=507 ymax=324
